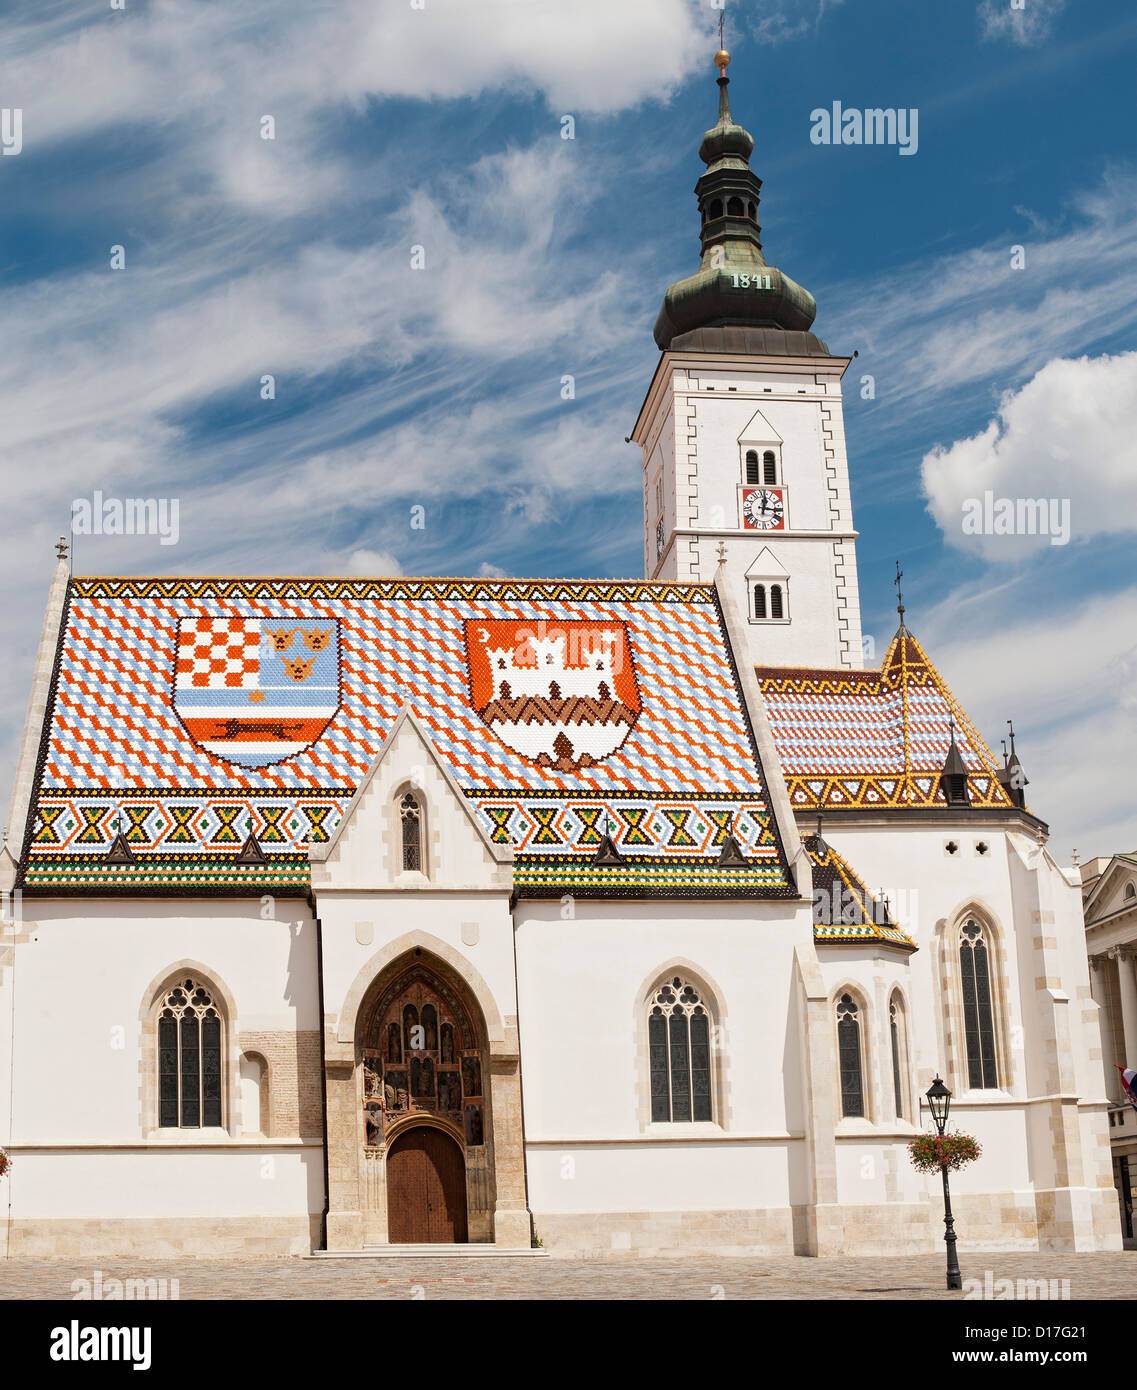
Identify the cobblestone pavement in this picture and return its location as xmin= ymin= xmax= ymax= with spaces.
xmin=0 ymin=1251 xmax=1132 ymax=1300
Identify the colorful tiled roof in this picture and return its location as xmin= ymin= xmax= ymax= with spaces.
xmin=21 ymin=576 xmax=794 ymax=896
xmin=803 ymin=833 xmax=916 ymax=951
xmin=758 ymin=627 xmax=1014 ymax=812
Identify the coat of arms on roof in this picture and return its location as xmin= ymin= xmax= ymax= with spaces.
xmin=464 ymin=619 xmax=641 ymax=772
xmin=172 ymin=617 xmax=341 ymax=769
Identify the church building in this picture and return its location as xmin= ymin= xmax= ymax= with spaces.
xmin=0 ymin=54 xmax=1121 ymax=1258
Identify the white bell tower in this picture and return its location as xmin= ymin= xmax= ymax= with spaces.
xmin=631 ymin=51 xmax=863 ymax=672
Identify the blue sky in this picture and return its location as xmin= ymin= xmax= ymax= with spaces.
xmin=2 ymin=0 xmax=1135 ymax=859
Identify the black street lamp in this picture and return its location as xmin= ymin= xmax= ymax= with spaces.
xmin=926 ymin=1075 xmax=963 ymax=1290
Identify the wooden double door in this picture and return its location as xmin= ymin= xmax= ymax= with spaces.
xmin=387 ymin=1125 xmax=468 ymax=1243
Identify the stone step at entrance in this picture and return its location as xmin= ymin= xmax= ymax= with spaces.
xmin=307 ymin=1244 xmax=546 ymax=1260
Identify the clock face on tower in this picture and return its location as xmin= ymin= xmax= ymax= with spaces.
xmin=741 ymin=487 xmax=785 ymax=531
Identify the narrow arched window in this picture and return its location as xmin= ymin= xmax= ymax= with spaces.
xmin=400 ymin=792 xmax=422 ymax=872
xmin=158 ymin=978 xmax=223 ymax=1129
xmin=960 ymin=919 xmax=998 ymax=1088
xmin=770 ymin=584 xmax=784 ymax=619
xmin=889 ymin=999 xmax=905 ymax=1120
xmin=753 ymin=584 xmax=767 ymax=620
xmin=727 ymin=196 xmax=744 ymax=217
xmin=837 ymin=992 xmax=864 ymax=1118
xmin=709 ymin=199 xmax=723 ymax=220
xmin=763 ymin=449 xmax=777 ymax=484
xmin=648 ymin=976 xmax=713 ymax=1123
xmin=745 ymin=449 xmax=760 ymax=484
xmin=748 ymin=201 xmax=758 ymax=221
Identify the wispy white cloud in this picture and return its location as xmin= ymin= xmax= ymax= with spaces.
xmin=827 ymin=168 xmax=1137 ymax=442
xmin=978 ymin=0 xmax=1066 ymax=47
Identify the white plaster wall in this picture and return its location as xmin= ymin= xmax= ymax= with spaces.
xmin=318 ymin=891 xmax=517 ymax=1031
xmin=2 ymin=899 xmax=317 ymax=1144
xmin=515 ymin=897 xmax=814 ymax=1214
xmin=526 ymin=1140 xmax=799 ymax=1214
xmin=10 ymin=1147 xmax=321 ymax=1219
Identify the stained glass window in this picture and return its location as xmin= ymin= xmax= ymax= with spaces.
xmin=649 ymin=976 xmax=713 ymax=1123
xmin=158 ymin=978 xmax=223 ymax=1129
xmin=401 ymin=793 xmax=422 ymax=872
xmin=889 ymin=1000 xmax=904 ymax=1119
xmin=960 ymin=919 xmax=998 ymax=1088
xmin=837 ymin=992 xmax=864 ymax=1118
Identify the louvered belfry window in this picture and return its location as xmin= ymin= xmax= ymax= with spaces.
xmin=158 ymin=979 xmax=222 ymax=1128
xmin=649 ymin=977 xmax=712 ymax=1123
xmin=960 ymin=919 xmax=998 ymax=1088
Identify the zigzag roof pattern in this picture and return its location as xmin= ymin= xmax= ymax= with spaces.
xmin=803 ymin=833 xmax=916 ymax=951
xmin=22 ymin=575 xmax=794 ymax=895
xmin=757 ymin=627 xmax=1015 ymax=812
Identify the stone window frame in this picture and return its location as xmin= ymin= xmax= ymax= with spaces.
xmin=887 ymin=988 xmax=912 ymax=1122
xmin=833 ymin=984 xmax=871 ymax=1122
xmin=635 ymin=961 xmax=729 ymax=1133
xmin=937 ymin=904 xmax=1015 ymax=1098
xmin=394 ymin=782 xmax=429 ymax=878
xmin=138 ymin=960 xmax=240 ymax=1138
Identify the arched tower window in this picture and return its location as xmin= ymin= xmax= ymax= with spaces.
xmin=762 ymin=449 xmax=777 ymax=484
xmin=648 ymin=976 xmax=713 ymax=1123
xmin=753 ymin=583 xmax=767 ymax=620
xmin=745 ymin=449 xmax=760 ymax=484
xmin=158 ymin=978 xmax=223 ymax=1129
xmin=726 ymin=196 xmax=744 ymax=217
xmin=708 ymin=199 xmax=723 ymax=220
xmin=400 ymin=792 xmax=423 ymax=873
xmin=770 ymin=584 xmax=784 ymax=620
xmin=959 ymin=919 xmax=998 ymax=1088
xmin=836 ymin=992 xmax=865 ymax=1118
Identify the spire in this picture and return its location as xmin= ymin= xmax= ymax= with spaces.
xmin=653 ymin=50 xmax=820 ymax=353
xmin=893 ymin=560 xmax=908 ymax=634
xmin=998 ymin=718 xmax=1029 ymax=808
xmin=939 ymin=714 xmax=971 ymax=808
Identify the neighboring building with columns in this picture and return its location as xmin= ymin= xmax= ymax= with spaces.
xmin=0 ymin=54 xmax=1121 ymax=1259
xmin=1082 ymin=854 xmax=1137 ymax=1244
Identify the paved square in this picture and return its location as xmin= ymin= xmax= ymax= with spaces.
xmin=0 ymin=1251 xmax=1131 ymax=1301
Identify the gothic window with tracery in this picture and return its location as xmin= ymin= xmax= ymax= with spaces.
xmin=400 ymin=792 xmax=423 ymax=872
xmin=158 ymin=978 xmax=223 ymax=1129
xmin=889 ymin=997 xmax=906 ymax=1120
xmin=837 ymin=992 xmax=865 ymax=1118
xmin=959 ymin=918 xmax=998 ymax=1089
xmin=649 ymin=976 xmax=713 ymax=1123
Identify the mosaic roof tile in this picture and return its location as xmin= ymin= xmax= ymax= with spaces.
xmin=758 ymin=628 xmax=1014 ymax=812
xmin=22 ymin=577 xmax=792 ymax=895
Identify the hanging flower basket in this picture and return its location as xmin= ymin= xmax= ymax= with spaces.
xmin=0 ymin=1147 xmax=10 ymax=1180
xmin=908 ymin=1131 xmax=981 ymax=1173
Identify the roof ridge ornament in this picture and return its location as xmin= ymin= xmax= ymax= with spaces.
xmin=894 ymin=559 xmax=908 ymax=633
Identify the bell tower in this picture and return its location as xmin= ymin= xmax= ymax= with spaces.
xmin=631 ymin=50 xmax=864 ymax=671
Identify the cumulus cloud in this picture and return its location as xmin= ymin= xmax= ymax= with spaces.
xmin=979 ymin=0 xmax=1066 ymax=47
xmin=921 ymin=352 xmax=1137 ymax=559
